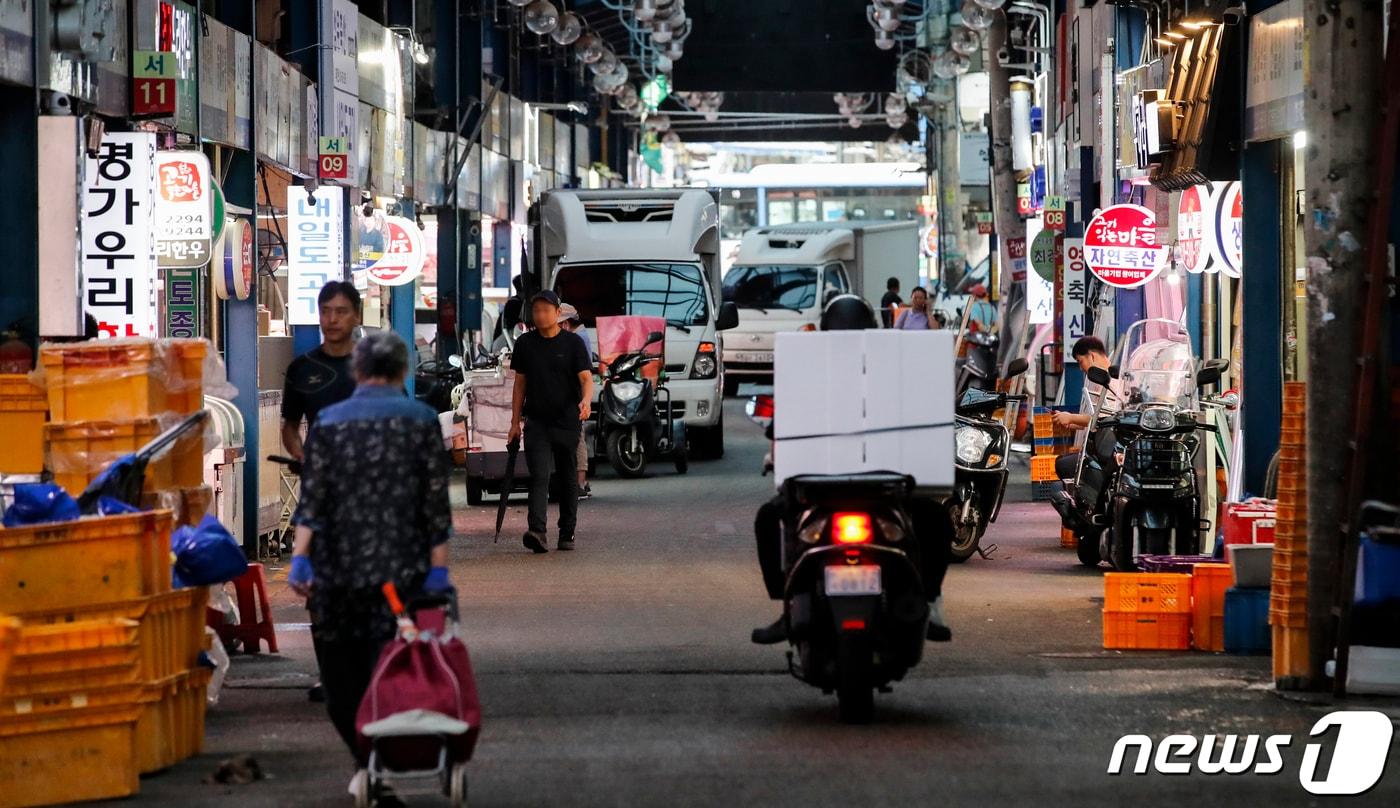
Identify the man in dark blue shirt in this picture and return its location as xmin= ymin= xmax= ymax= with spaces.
xmin=508 ymin=290 xmax=593 ymax=553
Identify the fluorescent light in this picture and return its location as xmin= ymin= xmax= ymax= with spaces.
xmin=1293 ymin=130 xmax=1308 ymax=150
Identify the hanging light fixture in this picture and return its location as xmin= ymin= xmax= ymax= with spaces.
xmin=950 ymin=26 xmax=981 ymax=55
xmin=886 ymin=111 xmax=908 ymax=128
xmin=960 ymin=1 xmax=995 ymax=30
xmin=635 ymin=0 xmax=662 ymax=22
xmin=647 ymin=114 xmax=672 ymax=132
xmin=523 ymin=1 xmax=559 ymax=35
xmin=551 ymin=12 xmax=582 ymax=45
xmin=874 ymin=29 xmax=896 ymax=50
xmin=867 ymin=3 xmax=901 ymax=33
xmin=506 ymin=0 xmax=530 ymax=6
xmin=932 ymin=50 xmax=971 ymax=79
xmin=590 ymin=50 xmax=619 ymax=75
xmin=885 ymin=93 xmax=907 ymax=114
xmin=575 ymin=33 xmax=605 ymax=64
xmin=971 ymin=0 xmax=1007 ymax=9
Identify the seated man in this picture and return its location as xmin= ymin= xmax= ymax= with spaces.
xmin=1053 ymin=336 xmax=1124 ymax=516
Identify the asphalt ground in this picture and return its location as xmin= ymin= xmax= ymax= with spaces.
xmin=116 ymin=397 xmax=1400 ymax=807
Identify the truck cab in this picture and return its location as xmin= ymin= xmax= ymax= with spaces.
xmin=535 ymin=189 xmax=738 ymax=459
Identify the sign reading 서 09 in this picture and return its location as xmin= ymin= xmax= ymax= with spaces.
xmin=1083 ymin=203 xmax=1168 ymax=288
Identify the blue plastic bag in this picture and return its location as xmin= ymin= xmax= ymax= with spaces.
xmin=170 ymin=514 xmax=248 ymax=586
xmin=2 ymin=483 xmax=80 ymax=528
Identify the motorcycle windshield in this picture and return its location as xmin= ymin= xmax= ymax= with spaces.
xmin=1114 ymin=319 xmax=1198 ymax=411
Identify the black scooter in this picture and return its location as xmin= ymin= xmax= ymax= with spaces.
xmin=946 ymin=358 xmax=1027 ymax=561
xmin=596 ymin=331 xmax=687 ymax=478
xmin=955 ymin=330 xmax=1001 ymax=398
xmin=775 ymin=474 xmax=931 ymax=724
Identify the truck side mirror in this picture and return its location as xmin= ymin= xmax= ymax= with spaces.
xmin=716 ymin=301 xmax=740 ymax=331
xmin=645 ymin=331 xmax=665 ymax=345
xmin=1087 ymin=366 xmax=1112 ymax=386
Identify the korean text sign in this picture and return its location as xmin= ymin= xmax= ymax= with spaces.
xmin=1062 ymin=238 xmax=1088 ymax=361
xmin=155 ymin=150 xmax=213 ymax=267
xmin=1083 ymin=203 xmax=1167 ymax=288
xmin=286 ymin=185 xmax=345 ymax=325
xmin=83 ymin=132 xmax=159 ymax=339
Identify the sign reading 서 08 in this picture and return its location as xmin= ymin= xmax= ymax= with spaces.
xmin=1083 ymin=204 xmax=1168 ymax=288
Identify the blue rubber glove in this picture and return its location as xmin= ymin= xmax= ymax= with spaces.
xmin=288 ymin=555 xmax=314 ymax=594
xmin=424 ymin=565 xmax=452 ymax=593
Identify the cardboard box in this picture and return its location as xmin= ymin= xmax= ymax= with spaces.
xmin=773 ymin=330 xmax=953 ymax=488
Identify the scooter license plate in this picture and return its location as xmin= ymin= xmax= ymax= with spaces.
xmin=824 ymin=565 xmax=882 ymax=596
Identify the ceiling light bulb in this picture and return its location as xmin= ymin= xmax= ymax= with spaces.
xmin=576 ymin=34 xmax=604 ymax=64
xmin=652 ymin=20 xmax=675 ymax=43
xmin=413 ymin=42 xmax=429 ymax=65
xmin=885 ymin=93 xmax=907 ymax=114
xmin=971 ymin=0 xmax=1006 ymax=9
xmin=950 ymin=26 xmax=981 ymax=55
xmin=960 ymin=1 xmax=994 ymax=30
xmin=523 ymin=0 xmax=559 ymax=35
xmin=648 ymin=114 xmax=672 ymax=132
xmin=551 ymin=12 xmax=582 ymax=45
xmin=875 ymin=31 xmax=896 ymax=50
xmin=507 ymin=0 xmax=530 ymax=6
xmin=590 ymin=50 xmax=619 ymax=75
xmin=662 ymin=130 xmax=681 ymax=146
xmin=665 ymin=41 xmax=684 ymax=60
xmin=635 ymin=0 xmax=660 ymax=22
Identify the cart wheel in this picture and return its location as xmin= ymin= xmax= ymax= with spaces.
xmin=350 ymin=769 xmax=371 ymax=808
xmin=449 ymin=764 xmax=469 ymax=807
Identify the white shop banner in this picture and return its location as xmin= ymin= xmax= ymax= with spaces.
xmin=83 ymin=132 xmax=159 ymax=339
xmin=319 ymin=0 xmax=360 ymax=151
xmin=155 ymin=150 xmax=214 ymax=268
xmin=1062 ymin=237 xmax=1088 ymax=362
xmin=286 ymin=185 xmax=346 ymax=325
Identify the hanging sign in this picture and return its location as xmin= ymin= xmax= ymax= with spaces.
xmin=132 ymin=50 xmax=177 ymax=116
xmin=1062 ymin=237 xmax=1088 ymax=361
xmin=1042 ymin=195 xmax=1067 ymax=231
xmin=163 ymin=268 xmax=204 ymax=337
xmin=83 ymin=132 xmax=159 ymax=339
xmin=976 ymin=211 xmax=994 ymax=235
xmin=155 ymin=150 xmax=213 ymax=268
xmin=286 ymin=185 xmax=346 ymax=324
xmin=1083 ymin=203 xmax=1168 ymax=288
xmin=920 ymin=224 xmax=939 ymax=258
xmin=1005 ymin=236 xmax=1027 ymax=283
xmin=1030 ymin=227 xmax=1059 ymax=282
xmin=366 ymin=216 xmax=427 ymax=286
xmin=1016 ymin=182 xmax=1033 ymax=216
xmin=318 ymin=135 xmax=350 ymax=180
xmin=1176 ymin=183 xmax=1214 ymax=273
xmin=1214 ymin=181 xmax=1243 ymax=278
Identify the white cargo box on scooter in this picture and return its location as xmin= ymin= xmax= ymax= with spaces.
xmin=772 ymin=330 xmax=954 ymax=491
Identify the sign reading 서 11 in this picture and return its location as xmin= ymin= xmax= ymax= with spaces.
xmin=1083 ymin=203 xmax=1168 ymax=288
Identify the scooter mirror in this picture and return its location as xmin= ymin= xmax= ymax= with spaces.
xmin=447 ymin=354 xmax=463 ymax=369
xmin=1196 ymin=366 xmax=1222 ymax=387
xmin=1006 ymin=358 xmax=1029 ymax=377
xmin=1086 ymin=366 xmax=1112 ymax=386
xmin=1109 ymin=364 xmax=1121 ymax=379
xmin=644 ymin=331 xmax=665 ymax=345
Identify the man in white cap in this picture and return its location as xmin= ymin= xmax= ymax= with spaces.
xmin=558 ymin=303 xmax=594 ymax=500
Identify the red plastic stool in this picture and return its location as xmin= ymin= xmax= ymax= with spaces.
xmin=214 ymin=563 xmax=279 ymax=654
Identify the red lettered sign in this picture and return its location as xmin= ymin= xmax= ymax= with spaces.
xmin=319 ymin=152 xmax=349 ymax=179
xmin=133 ymin=78 xmax=176 ymax=116
xmin=1083 ymin=204 xmax=1167 ymax=288
xmin=366 ymin=216 xmax=426 ymax=286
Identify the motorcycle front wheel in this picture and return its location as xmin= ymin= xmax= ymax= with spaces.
xmin=607 ymin=428 xmax=648 ymax=478
xmin=1076 ymin=530 xmax=1103 ymax=567
xmin=945 ymin=498 xmax=982 ymax=562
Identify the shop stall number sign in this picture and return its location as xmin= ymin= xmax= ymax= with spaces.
xmin=1043 ymin=196 xmax=1066 ymax=231
xmin=1062 ymin=238 xmax=1088 ymax=362
xmin=976 ymin=212 xmax=994 ymax=235
xmin=286 ymin=185 xmax=346 ymax=326
xmin=319 ymin=136 xmax=349 ymax=180
xmin=132 ymin=50 xmax=177 ymax=116
xmin=366 ymin=216 xmax=426 ymax=287
xmin=83 ymin=132 xmax=159 ymax=338
xmin=1016 ymin=183 xmax=1033 ymax=217
xmin=155 ymin=151 xmax=213 ymax=268
xmin=1083 ymin=204 xmax=1168 ymax=288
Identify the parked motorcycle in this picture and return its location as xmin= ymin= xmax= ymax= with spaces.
xmin=954 ymin=330 xmax=1001 ymax=398
xmin=770 ymin=473 xmax=932 ymax=723
xmin=946 ymin=357 xmax=1028 ymax=561
xmin=1057 ymin=319 xmax=1228 ymax=570
xmin=416 ymin=354 xmax=464 ymax=414
xmin=597 ymin=330 xmax=688 ymax=478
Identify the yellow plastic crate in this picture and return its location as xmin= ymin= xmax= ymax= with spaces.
xmin=3 ymin=619 xmax=140 ymax=697
xmin=0 ymin=376 xmax=46 ymax=474
xmin=1190 ymin=564 xmax=1232 ymax=652
xmin=44 ymin=417 xmax=175 ymax=496
xmin=0 ymin=511 xmax=173 ymax=615
xmin=166 ymin=339 xmax=207 ymax=415
xmin=136 ymin=666 xmax=211 ymax=773
xmin=0 ymin=703 xmax=141 ymax=808
xmin=39 ymin=341 xmax=170 ymax=422
xmin=1103 ymin=572 xmax=1193 ymax=614
xmin=0 ymin=617 xmax=18 ymax=693
xmin=18 ymin=587 xmax=207 ymax=682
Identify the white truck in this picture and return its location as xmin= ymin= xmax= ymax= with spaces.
xmin=719 ymin=220 xmax=920 ymax=394
xmin=534 ymin=188 xmax=739 ymax=459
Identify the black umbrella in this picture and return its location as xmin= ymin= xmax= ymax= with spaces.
xmin=493 ymin=437 xmax=521 ymax=543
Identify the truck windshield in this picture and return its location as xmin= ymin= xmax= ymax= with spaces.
xmin=721 ymin=265 xmax=816 ymax=311
xmin=553 ymin=263 xmax=710 ymax=329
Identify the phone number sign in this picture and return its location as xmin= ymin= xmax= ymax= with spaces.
xmin=1083 ymin=203 xmax=1168 ymax=288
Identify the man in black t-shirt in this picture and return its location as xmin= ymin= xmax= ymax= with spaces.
xmin=508 ymin=290 xmax=593 ymax=553
xmin=282 ymin=282 xmax=361 ymax=461
xmin=879 ymin=277 xmax=903 ymax=329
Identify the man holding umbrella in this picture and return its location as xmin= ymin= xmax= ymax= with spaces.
xmin=507 ymin=290 xmax=593 ymax=553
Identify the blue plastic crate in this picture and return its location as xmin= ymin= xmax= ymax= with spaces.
xmin=1031 ymin=480 xmax=1058 ymax=502
xmin=1224 ymin=587 xmax=1271 ymax=655
xmin=1355 ymin=536 xmax=1400 ymax=606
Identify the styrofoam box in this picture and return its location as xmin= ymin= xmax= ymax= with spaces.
xmin=773 ymin=330 xmax=954 ymax=488
xmin=1345 ymin=646 xmax=1400 ymax=696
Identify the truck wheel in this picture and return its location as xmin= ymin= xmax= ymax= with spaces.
xmin=466 ymin=475 xmax=484 ymax=506
xmin=691 ymin=417 xmax=725 ymax=460
xmin=723 ymin=376 xmax=740 ymax=397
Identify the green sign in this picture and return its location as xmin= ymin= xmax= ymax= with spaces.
xmin=641 ymin=131 xmax=664 ymax=174
xmin=163 ymin=267 xmax=205 ymax=338
xmin=1031 ymin=228 xmax=1059 ymax=282
xmin=640 ymin=76 xmax=671 ymax=112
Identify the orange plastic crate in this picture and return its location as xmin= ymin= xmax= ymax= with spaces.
xmin=0 ymin=703 xmax=141 ymax=807
xmin=45 ymin=418 xmax=173 ymax=496
xmin=0 ymin=511 xmax=173 ymax=614
xmin=1275 ymin=497 xmax=1306 ymax=524
xmin=1104 ymin=611 xmax=1191 ymax=650
xmin=18 ymin=588 xmax=207 ymax=682
xmin=39 ymin=341 xmax=171 ymax=422
xmin=136 ymin=666 xmax=211 ymax=773
xmin=1060 ymin=527 xmax=1077 ymax=549
xmin=0 ymin=617 xmax=17 ymax=692
xmin=0 ymin=375 xmax=46 ymax=474
xmin=165 ymin=339 xmax=207 ymax=415
xmin=3 ymin=619 xmax=140 ymax=698
xmin=1277 ymin=443 xmax=1304 ymax=462
xmin=1272 ymin=623 xmax=1309 ymax=683
xmin=1104 ymin=572 xmax=1193 ymax=614
xmin=1283 ymin=381 xmax=1306 ymax=402
xmin=1030 ymin=455 xmax=1059 ymax=481
xmin=1191 ymin=564 xmax=1232 ymax=652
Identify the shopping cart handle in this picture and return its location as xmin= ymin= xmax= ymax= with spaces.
xmin=267 ymin=455 xmax=303 ymax=474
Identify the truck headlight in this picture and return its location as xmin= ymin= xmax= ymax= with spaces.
xmin=690 ymin=341 xmax=718 ymax=379
xmin=612 ymin=381 xmax=643 ymax=401
xmin=955 ymin=426 xmax=992 ymax=464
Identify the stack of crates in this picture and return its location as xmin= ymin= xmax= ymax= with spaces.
xmin=1189 ymin=563 xmax=1233 ymax=652
xmin=1102 ymin=572 xmax=1193 ymax=650
xmin=1030 ymin=406 xmax=1074 ymax=501
xmin=39 ymin=339 xmax=211 ymax=526
xmin=0 ymin=376 xmax=48 ymax=513
xmin=0 ymin=511 xmax=211 ymax=807
xmin=1270 ymin=381 xmax=1309 ymax=682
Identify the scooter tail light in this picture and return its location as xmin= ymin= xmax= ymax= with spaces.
xmin=833 ymin=512 xmax=873 ymax=544
xmin=840 ymin=619 xmax=867 ymax=631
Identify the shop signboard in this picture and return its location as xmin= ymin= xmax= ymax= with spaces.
xmin=1026 ymin=220 xmax=1055 ymax=325
xmin=366 ymin=216 xmax=427 ymax=286
xmin=1176 ymin=184 xmax=1213 ymax=273
xmin=286 ymin=185 xmax=346 ymax=325
xmin=1030 ymin=227 xmax=1058 ymax=282
xmin=1016 ymin=182 xmax=1033 ymax=216
xmin=1062 ymin=237 xmax=1088 ymax=361
xmin=319 ymin=0 xmax=360 ymax=153
xmin=1083 ymin=204 xmax=1167 ymax=288
xmin=83 ymin=132 xmax=159 ymax=339
xmin=214 ymin=217 xmax=254 ymax=302
xmin=163 ymin=268 xmax=203 ymax=337
xmin=1005 ymin=236 xmax=1027 ymax=283
xmin=1043 ymin=195 xmax=1066 ymax=231
xmin=1245 ymin=0 xmax=1305 ymax=142
xmin=1214 ymin=182 xmax=1243 ymax=278
xmin=319 ymin=135 xmax=350 ymax=180
xmin=132 ymin=50 xmax=177 ymax=116
xmin=976 ymin=212 xmax=994 ymax=235
xmin=154 ymin=151 xmax=213 ymax=268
